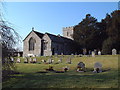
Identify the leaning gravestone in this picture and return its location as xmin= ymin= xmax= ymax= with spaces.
xmin=93 ymin=62 xmax=102 ymax=73
xmin=92 ymin=51 xmax=95 ymax=57
xmin=77 ymin=62 xmax=86 ymax=72
xmin=112 ymin=49 xmax=117 ymax=55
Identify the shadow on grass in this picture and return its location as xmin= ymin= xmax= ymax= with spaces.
xmin=2 ymin=69 xmax=118 ymax=88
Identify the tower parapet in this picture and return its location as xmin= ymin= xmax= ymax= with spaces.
xmin=63 ymin=26 xmax=74 ymax=40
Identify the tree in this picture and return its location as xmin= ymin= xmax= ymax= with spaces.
xmin=73 ymin=14 xmax=100 ymax=52
xmin=0 ymin=1 xmax=21 ymax=78
xmin=102 ymin=10 xmax=120 ymax=54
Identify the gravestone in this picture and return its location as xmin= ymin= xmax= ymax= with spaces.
xmin=58 ymin=56 xmax=62 ymax=63
xmin=83 ymin=48 xmax=87 ymax=55
xmin=24 ymin=57 xmax=28 ymax=63
xmin=94 ymin=49 xmax=97 ymax=55
xmin=33 ymin=57 xmax=37 ymax=63
xmin=17 ymin=58 xmax=21 ymax=63
xmin=29 ymin=58 xmax=32 ymax=63
xmin=77 ymin=62 xmax=86 ymax=72
xmin=10 ymin=57 xmax=14 ymax=62
xmin=88 ymin=50 xmax=91 ymax=55
xmin=112 ymin=49 xmax=117 ymax=55
xmin=66 ymin=57 xmax=71 ymax=64
xmin=93 ymin=62 xmax=102 ymax=73
xmin=98 ymin=51 xmax=101 ymax=55
xmin=63 ymin=66 xmax=69 ymax=72
xmin=92 ymin=51 xmax=95 ymax=57
xmin=41 ymin=59 xmax=46 ymax=63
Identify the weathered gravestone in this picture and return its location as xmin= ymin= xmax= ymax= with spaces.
xmin=112 ymin=49 xmax=117 ymax=55
xmin=92 ymin=51 xmax=95 ymax=57
xmin=77 ymin=62 xmax=86 ymax=72
xmin=98 ymin=51 xmax=101 ymax=55
xmin=93 ymin=62 xmax=102 ymax=73
xmin=17 ymin=58 xmax=21 ymax=63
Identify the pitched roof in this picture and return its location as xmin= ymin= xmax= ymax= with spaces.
xmin=34 ymin=31 xmax=44 ymax=38
xmin=45 ymin=33 xmax=73 ymax=43
xmin=23 ymin=30 xmax=44 ymax=41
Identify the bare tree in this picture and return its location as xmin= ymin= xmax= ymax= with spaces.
xmin=0 ymin=1 xmax=21 ymax=78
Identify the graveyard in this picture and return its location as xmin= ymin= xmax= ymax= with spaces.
xmin=2 ymin=55 xmax=118 ymax=88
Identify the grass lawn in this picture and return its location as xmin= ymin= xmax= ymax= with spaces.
xmin=2 ymin=55 xmax=119 ymax=89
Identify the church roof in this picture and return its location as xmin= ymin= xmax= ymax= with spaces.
xmin=23 ymin=30 xmax=44 ymax=41
xmin=45 ymin=33 xmax=73 ymax=43
xmin=34 ymin=31 xmax=44 ymax=38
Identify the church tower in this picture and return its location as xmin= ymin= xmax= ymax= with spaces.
xmin=63 ymin=26 xmax=74 ymax=40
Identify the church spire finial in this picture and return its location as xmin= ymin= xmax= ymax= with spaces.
xmin=32 ymin=27 xmax=34 ymax=31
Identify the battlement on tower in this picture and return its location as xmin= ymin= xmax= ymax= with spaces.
xmin=63 ymin=26 xmax=74 ymax=40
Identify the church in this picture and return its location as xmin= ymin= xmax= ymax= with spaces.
xmin=23 ymin=26 xmax=78 ymax=57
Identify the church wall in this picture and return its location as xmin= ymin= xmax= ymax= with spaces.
xmin=42 ymin=34 xmax=52 ymax=56
xmin=23 ymin=31 xmax=42 ymax=57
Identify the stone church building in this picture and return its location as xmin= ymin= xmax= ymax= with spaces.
xmin=23 ymin=26 xmax=77 ymax=57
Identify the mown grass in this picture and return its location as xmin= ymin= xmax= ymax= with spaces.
xmin=2 ymin=55 xmax=119 ymax=89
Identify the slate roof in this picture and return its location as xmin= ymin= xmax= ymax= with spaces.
xmin=23 ymin=30 xmax=44 ymax=41
xmin=45 ymin=33 xmax=73 ymax=43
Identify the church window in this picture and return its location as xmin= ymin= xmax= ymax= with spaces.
xmin=43 ymin=41 xmax=48 ymax=50
xmin=29 ymin=37 xmax=36 ymax=51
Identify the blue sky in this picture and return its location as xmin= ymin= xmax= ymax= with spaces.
xmin=3 ymin=2 xmax=118 ymax=50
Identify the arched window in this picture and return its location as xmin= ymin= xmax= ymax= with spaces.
xmin=29 ymin=37 xmax=36 ymax=51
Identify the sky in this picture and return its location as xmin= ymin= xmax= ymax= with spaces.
xmin=2 ymin=2 xmax=118 ymax=50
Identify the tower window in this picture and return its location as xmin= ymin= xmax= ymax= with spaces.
xmin=67 ymin=32 xmax=69 ymax=36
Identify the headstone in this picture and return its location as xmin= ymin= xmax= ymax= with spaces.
xmin=18 ymin=53 xmax=20 ymax=57
xmin=10 ymin=57 xmax=14 ymax=62
xmin=58 ymin=56 xmax=62 ymax=63
xmin=83 ymin=48 xmax=87 ymax=55
xmin=112 ymin=49 xmax=117 ymax=55
xmin=92 ymin=51 xmax=95 ymax=57
xmin=63 ymin=66 xmax=69 ymax=72
xmin=17 ymin=58 xmax=21 ymax=63
xmin=77 ymin=62 xmax=86 ymax=72
xmin=98 ymin=51 xmax=101 ymax=55
xmin=93 ymin=62 xmax=102 ymax=73
xmin=66 ymin=57 xmax=71 ymax=64
xmin=29 ymin=58 xmax=32 ymax=63
xmin=55 ymin=53 xmax=58 ymax=58
xmin=88 ymin=50 xmax=91 ymax=55
xmin=33 ymin=57 xmax=37 ymax=63
xmin=24 ymin=57 xmax=28 ymax=63
xmin=41 ymin=59 xmax=46 ymax=63
xmin=94 ymin=49 xmax=97 ymax=55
